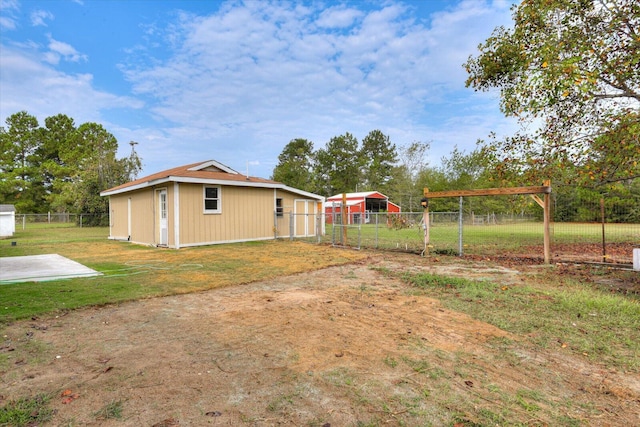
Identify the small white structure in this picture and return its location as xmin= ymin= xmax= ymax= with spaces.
xmin=0 ymin=205 xmax=16 ymax=237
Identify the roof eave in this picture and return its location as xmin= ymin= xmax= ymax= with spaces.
xmin=101 ymin=176 xmax=324 ymax=201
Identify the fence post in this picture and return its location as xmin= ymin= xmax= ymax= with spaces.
xmin=601 ymin=198 xmax=606 ymax=263
xmin=375 ymin=213 xmax=379 ymax=249
xmin=289 ymin=212 xmax=294 ymax=241
xmin=458 ymin=196 xmax=463 ymax=256
xmin=342 ymin=193 xmax=348 ymax=244
xmin=421 ymin=189 xmax=430 ymax=257
xmin=543 ymin=180 xmax=551 ymax=264
xmin=22 ymin=214 xmax=26 ymax=230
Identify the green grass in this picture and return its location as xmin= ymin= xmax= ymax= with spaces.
xmin=0 ymin=226 xmax=364 ymax=323
xmin=0 ymin=393 xmax=54 ymax=426
xmin=400 ymin=270 xmax=640 ymax=372
xmin=325 ymin=221 xmax=640 ymax=261
xmin=328 ymin=221 xmax=639 ymax=245
xmin=2 ymin=225 xmax=638 ymax=426
xmin=93 ymin=400 xmax=124 ymax=420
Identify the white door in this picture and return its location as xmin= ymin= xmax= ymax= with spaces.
xmin=294 ymin=200 xmax=316 ymax=237
xmin=158 ymin=189 xmax=168 ymax=245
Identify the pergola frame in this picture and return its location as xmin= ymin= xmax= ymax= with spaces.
xmin=422 ymin=181 xmax=552 ymax=264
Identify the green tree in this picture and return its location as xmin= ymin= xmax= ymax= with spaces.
xmin=438 ymin=147 xmax=521 ymax=214
xmin=465 ymin=0 xmax=640 ymax=186
xmin=386 ymin=141 xmax=430 ymax=211
xmin=1 ymin=111 xmax=140 ymax=217
xmin=272 ymin=138 xmax=315 ymax=192
xmin=40 ymin=114 xmax=78 ymax=211
xmin=359 ymin=130 xmax=397 ymax=192
xmin=0 ymin=111 xmax=44 ymax=212
xmin=62 ymin=122 xmax=123 ymax=216
xmin=314 ymin=132 xmax=361 ymax=196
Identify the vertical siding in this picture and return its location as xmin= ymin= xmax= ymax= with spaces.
xmin=110 ymin=183 xmax=321 ymax=247
xmin=109 ymin=190 xmax=156 ymax=245
xmin=108 ymin=196 xmax=129 ymax=239
xmin=130 ymin=190 xmax=155 ymax=245
xmin=277 ymin=194 xmax=319 ymax=238
xmin=275 ymin=191 xmax=294 ymax=237
xmin=178 ymin=184 xmax=280 ymax=245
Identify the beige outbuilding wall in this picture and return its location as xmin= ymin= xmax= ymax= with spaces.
xmin=107 ymin=182 xmax=321 ymax=248
xmin=108 ymin=187 xmax=156 ymax=245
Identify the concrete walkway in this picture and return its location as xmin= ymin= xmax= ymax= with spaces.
xmin=0 ymin=254 xmax=102 ymax=283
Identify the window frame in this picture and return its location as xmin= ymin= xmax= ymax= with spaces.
xmin=276 ymin=197 xmax=284 ymax=217
xmin=203 ymin=185 xmax=221 ymax=214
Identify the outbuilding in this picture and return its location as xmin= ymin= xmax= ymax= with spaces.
xmin=0 ymin=204 xmax=16 ymax=237
xmin=100 ymin=160 xmax=324 ymax=248
xmin=324 ymin=191 xmax=400 ymax=224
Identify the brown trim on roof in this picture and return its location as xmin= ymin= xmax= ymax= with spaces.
xmin=100 ymin=160 xmax=324 ymax=201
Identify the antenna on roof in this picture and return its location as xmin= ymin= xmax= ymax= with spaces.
xmin=246 ymin=160 xmax=250 ymax=180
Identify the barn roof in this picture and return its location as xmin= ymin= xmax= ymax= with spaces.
xmin=100 ymin=160 xmax=323 ymax=201
xmin=326 ymin=191 xmax=389 ymax=201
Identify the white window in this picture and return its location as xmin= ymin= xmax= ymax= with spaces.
xmin=204 ymin=186 xmax=221 ymax=213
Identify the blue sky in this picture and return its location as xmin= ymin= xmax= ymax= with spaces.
xmin=1 ymin=0 xmax=518 ymax=179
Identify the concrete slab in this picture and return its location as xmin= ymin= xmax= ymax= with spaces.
xmin=0 ymin=254 xmax=102 ymax=283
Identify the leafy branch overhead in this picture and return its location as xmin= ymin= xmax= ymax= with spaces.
xmin=465 ymin=0 xmax=639 ymax=186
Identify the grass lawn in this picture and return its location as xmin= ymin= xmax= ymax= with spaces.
xmin=1 ymin=225 xmax=639 ymax=426
xmin=0 ymin=226 xmax=365 ymax=322
xmin=324 ymin=221 xmax=640 ymax=259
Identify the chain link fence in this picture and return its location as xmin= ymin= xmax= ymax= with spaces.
xmin=14 ymin=213 xmax=109 ymax=229
xmin=320 ymin=193 xmax=639 ymax=265
xmin=11 ymin=191 xmax=639 ymax=266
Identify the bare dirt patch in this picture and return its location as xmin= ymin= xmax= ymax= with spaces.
xmin=1 ymin=252 xmax=639 ymax=426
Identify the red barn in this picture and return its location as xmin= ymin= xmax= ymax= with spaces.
xmin=325 ymin=191 xmax=400 ymax=224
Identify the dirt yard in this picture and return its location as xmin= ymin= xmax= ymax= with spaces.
xmin=1 ymin=252 xmax=639 ymax=426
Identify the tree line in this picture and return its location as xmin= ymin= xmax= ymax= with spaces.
xmin=0 ymin=111 xmax=141 ymax=220
xmin=273 ymin=0 xmax=639 ymax=221
xmin=272 ymin=131 xmax=639 ymax=222
xmin=3 ymin=0 xmax=637 ymax=223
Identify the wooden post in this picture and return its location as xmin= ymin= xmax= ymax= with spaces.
xmin=600 ymin=198 xmax=606 ymax=263
xmin=543 ymin=180 xmax=551 ymax=264
xmin=422 ymin=188 xmax=430 ymax=256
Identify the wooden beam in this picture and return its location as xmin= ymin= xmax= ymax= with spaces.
xmin=543 ymin=180 xmax=551 ymax=264
xmin=530 ymin=194 xmax=544 ymax=208
xmin=422 ymin=185 xmax=551 ymax=198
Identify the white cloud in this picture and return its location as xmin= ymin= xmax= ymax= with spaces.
xmin=121 ymin=1 xmax=513 ymax=163
xmin=0 ymin=0 xmax=518 ymax=178
xmin=0 ymin=44 xmax=142 ymax=126
xmin=316 ymin=5 xmax=363 ymax=29
xmin=44 ymin=35 xmax=88 ymax=64
xmin=0 ymin=0 xmax=19 ymax=30
xmin=30 ymin=9 xmax=54 ymax=27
